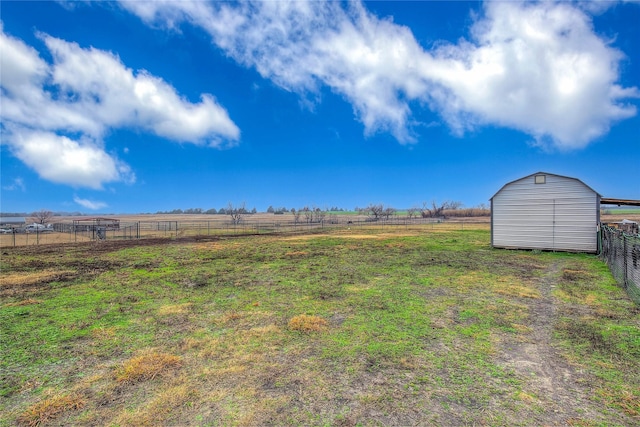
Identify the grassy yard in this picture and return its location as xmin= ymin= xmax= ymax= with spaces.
xmin=1 ymin=225 xmax=638 ymax=426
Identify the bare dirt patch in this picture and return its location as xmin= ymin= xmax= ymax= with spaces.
xmin=495 ymin=261 xmax=625 ymax=425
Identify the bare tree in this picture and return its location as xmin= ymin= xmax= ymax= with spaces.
xmin=301 ymin=206 xmax=314 ymax=223
xmin=448 ymin=201 xmax=463 ymax=210
xmin=421 ymin=201 xmax=453 ymax=219
xmin=297 ymin=206 xmax=327 ymax=223
xmin=291 ymin=208 xmax=301 ymax=224
xmin=29 ymin=209 xmax=54 ymax=225
xmin=363 ymin=204 xmax=384 ymax=221
xmin=227 ymin=202 xmax=246 ymax=224
xmin=407 ymin=207 xmax=420 ymax=219
xmin=313 ymin=207 xmax=327 ymax=223
xmin=382 ymin=207 xmax=396 ymax=220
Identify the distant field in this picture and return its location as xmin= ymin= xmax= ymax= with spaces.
xmin=1 ymin=225 xmax=638 ymax=426
xmin=602 ymin=209 xmax=640 ymax=217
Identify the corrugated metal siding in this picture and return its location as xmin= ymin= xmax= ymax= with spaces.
xmin=492 ymin=174 xmax=598 ymax=252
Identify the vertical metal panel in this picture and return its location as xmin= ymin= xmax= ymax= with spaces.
xmin=491 ymin=173 xmax=598 ymax=252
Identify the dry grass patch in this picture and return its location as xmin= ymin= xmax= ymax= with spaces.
xmin=17 ymin=393 xmax=86 ymax=427
xmin=284 ymin=250 xmax=309 ymax=257
xmin=3 ymin=298 xmax=42 ymax=307
xmin=115 ymin=351 xmax=182 ymax=384
xmin=566 ymin=417 xmax=595 ymax=426
xmin=246 ymin=324 xmax=280 ymax=336
xmin=495 ymin=283 xmax=541 ymax=299
xmin=282 ymin=234 xmax=379 ymax=241
xmin=619 ymin=391 xmax=640 ymax=417
xmin=157 ymin=302 xmax=192 ymax=315
xmin=216 ymin=310 xmax=276 ymax=329
xmin=562 ymin=268 xmax=592 ymax=282
xmin=0 ymin=270 xmax=75 ymax=287
xmin=219 ymin=311 xmax=244 ymax=324
xmin=510 ymin=323 xmax=533 ymax=334
xmin=288 ymin=314 xmax=328 ymax=332
xmin=113 ymin=383 xmax=195 ymax=427
xmin=197 ymin=338 xmax=222 ymax=359
xmin=209 ymin=364 xmax=247 ymax=376
xmin=584 ymin=294 xmax=600 ymax=307
xmin=346 ymin=284 xmax=372 ymax=293
xmin=91 ymin=326 xmax=117 ymax=340
xmin=517 ymin=391 xmax=536 ymax=403
xmin=180 ymin=336 xmax=206 ymax=351
xmin=193 ymin=242 xmax=226 ymax=251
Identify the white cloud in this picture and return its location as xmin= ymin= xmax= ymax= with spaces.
xmin=0 ymin=23 xmax=240 ymax=189
xmin=118 ymin=1 xmax=428 ymax=141
xmin=119 ymin=0 xmax=638 ymax=149
xmin=427 ymin=2 xmax=639 ymax=149
xmin=8 ymin=129 xmax=134 ymax=189
xmin=42 ymin=34 xmax=240 ymax=143
xmin=73 ymin=195 xmax=107 ymax=210
xmin=2 ymin=177 xmax=26 ymax=192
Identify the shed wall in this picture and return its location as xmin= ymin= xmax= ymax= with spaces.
xmin=492 ymin=174 xmax=598 ymax=252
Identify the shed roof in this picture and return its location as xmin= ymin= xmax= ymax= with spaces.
xmin=600 ymin=198 xmax=640 ymax=206
xmin=490 ymin=172 xmax=601 ymax=200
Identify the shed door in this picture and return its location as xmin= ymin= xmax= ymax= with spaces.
xmin=492 ymin=198 xmax=557 ymax=251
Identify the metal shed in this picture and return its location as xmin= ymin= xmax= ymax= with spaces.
xmin=491 ymin=172 xmax=601 ymax=253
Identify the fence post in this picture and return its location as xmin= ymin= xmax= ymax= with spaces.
xmin=623 ymin=235 xmax=628 ymax=289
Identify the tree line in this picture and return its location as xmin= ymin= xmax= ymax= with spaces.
xmin=155 ymin=206 xmax=257 ymax=215
xmin=9 ymin=201 xmax=489 ymax=228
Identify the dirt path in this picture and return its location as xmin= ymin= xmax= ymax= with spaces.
xmin=496 ymin=260 xmax=605 ymax=424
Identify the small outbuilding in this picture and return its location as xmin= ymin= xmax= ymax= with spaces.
xmin=491 ymin=172 xmax=601 ymax=253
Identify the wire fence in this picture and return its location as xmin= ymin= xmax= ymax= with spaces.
xmin=0 ymin=217 xmax=487 ymax=248
xmin=600 ymin=225 xmax=640 ymax=304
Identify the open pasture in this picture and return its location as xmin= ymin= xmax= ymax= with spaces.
xmin=1 ymin=225 xmax=639 ymax=426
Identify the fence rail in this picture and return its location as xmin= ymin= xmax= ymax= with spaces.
xmin=600 ymin=225 xmax=640 ymax=304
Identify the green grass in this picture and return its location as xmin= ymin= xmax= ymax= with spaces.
xmin=602 ymin=208 xmax=640 ymax=215
xmin=1 ymin=225 xmax=638 ymax=426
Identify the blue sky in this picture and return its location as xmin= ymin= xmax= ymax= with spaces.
xmin=1 ymin=1 xmax=639 ymax=214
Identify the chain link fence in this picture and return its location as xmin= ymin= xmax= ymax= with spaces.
xmin=600 ymin=225 xmax=640 ymax=304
